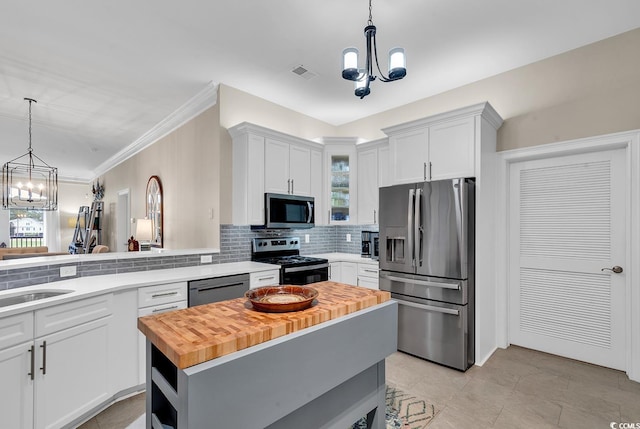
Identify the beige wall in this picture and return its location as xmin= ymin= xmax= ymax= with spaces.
xmin=101 ymin=105 xmax=220 ymax=250
xmin=337 ymin=27 xmax=640 ymax=151
xmin=57 ymin=181 xmax=92 ymax=252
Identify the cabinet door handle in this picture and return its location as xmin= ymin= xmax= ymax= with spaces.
xmin=429 ymin=162 xmax=433 ymax=180
xmin=28 ymin=345 xmax=35 ymax=380
xmin=374 ymin=209 xmax=377 ymax=224
xmin=287 ymin=179 xmax=291 ymax=194
xmin=423 ymin=162 xmax=427 ymax=181
xmin=40 ymin=341 xmax=47 ymax=375
xmin=291 ymin=179 xmax=294 ymax=194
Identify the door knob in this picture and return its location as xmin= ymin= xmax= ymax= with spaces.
xmin=601 ymin=266 xmax=623 ymax=274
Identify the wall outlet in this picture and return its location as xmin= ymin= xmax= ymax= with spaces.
xmin=60 ymin=266 xmax=77 ymax=277
xmin=304 ymin=234 xmax=310 ymax=243
xmin=346 ymin=233 xmax=351 ymax=242
xmin=200 ymin=255 xmax=213 ymax=264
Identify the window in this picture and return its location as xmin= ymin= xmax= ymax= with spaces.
xmin=8 ymin=209 xmax=45 ymax=247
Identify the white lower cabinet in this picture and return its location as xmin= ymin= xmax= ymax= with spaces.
xmin=35 ymin=317 xmax=111 ymax=429
xmin=250 ymin=270 xmax=280 ymax=289
xmin=329 ymin=262 xmax=342 ymax=282
xmin=0 ymin=341 xmax=34 ymax=429
xmin=357 ymin=263 xmax=379 ymax=290
xmin=0 ymin=294 xmax=114 ymax=429
xmin=137 ymin=283 xmax=188 ymax=385
xmin=341 ymin=262 xmax=358 ymax=286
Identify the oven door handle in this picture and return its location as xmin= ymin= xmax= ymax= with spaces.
xmin=383 ymin=274 xmax=461 ymax=290
xmin=394 ymin=299 xmax=460 ymax=316
xmin=284 ymin=263 xmax=330 ymax=273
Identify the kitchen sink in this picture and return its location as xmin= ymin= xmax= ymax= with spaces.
xmin=0 ymin=290 xmax=73 ymax=308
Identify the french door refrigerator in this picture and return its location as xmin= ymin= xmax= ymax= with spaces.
xmin=379 ymin=178 xmax=475 ymax=371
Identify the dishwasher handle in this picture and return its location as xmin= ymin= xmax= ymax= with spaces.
xmin=194 ymin=282 xmax=246 ymax=293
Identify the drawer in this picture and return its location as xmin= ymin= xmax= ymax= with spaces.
xmin=138 ymin=282 xmax=187 ymax=308
xmin=250 ymin=270 xmax=280 ymax=289
xmin=35 ymin=294 xmax=113 ymax=337
xmin=357 ymin=263 xmax=379 ymax=278
xmin=137 ymin=300 xmax=187 ymax=317
xmin=0 ymin=312 xmax=34 ymax=349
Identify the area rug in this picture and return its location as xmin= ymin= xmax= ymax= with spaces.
xmin=350 ymin=384 xmax=436 ymax=429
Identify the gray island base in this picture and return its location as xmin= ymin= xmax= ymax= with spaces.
xmin=145 ymin=300 xmax=397 ymax=429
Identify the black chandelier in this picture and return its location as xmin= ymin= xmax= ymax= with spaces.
xmin=2 ymin=98 xmax=58 ymax=210
xmin=341 ymin=0 xmax=406 ymax=98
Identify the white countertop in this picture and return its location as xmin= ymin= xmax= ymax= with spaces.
xmin=0 ymin=261 xmax=278 ymax=318
xmin=0 ymin=247 xmax=221 ymax=270
xmin=312 ymin=253 xmax=379 ymax=264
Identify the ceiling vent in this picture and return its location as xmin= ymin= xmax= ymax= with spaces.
xmin=291 ymin=65 xmax=317 ymax=80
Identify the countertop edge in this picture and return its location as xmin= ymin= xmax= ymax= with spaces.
xmin=0 ymin=261 xmax=279 ymax=318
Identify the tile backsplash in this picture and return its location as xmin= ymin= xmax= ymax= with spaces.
xmin=0 ymin=224 xmax=378 ymax=291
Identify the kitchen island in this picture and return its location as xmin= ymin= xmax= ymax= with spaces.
xmin=138 ymin=281 xmax=397 ymax=429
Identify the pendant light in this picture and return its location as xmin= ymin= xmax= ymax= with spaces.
xmin=342 ymin=0 xmax=406 ymax=98
xmin=2 ymin=98 xmax=58 ymax=210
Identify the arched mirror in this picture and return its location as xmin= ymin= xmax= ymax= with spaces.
xmin=146 ymin=176 xmax=163 ymax=248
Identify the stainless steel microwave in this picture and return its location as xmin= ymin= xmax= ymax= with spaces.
xmin=264 ymin=193 xmax=315 ymax=229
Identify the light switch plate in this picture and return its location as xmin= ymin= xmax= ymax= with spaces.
xmin=60 ymin=266 xmax=77 ymax=277
xmin=304 ymin=234 xmax=310 ymax=243
xmin=200 ymin=255 xmax=213 ymax=264
xmin=346 ymin=233 xmax=351 ymax=242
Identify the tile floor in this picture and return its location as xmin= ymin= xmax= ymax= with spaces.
xmin=78 ymin=346 xmax=640 ymax=429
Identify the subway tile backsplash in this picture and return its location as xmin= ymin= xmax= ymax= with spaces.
xmin=0 ymin=224 xmax=377 ymax=291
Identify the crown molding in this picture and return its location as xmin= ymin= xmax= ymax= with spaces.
xmin=92 ymin=82 xmax=219 ymax=178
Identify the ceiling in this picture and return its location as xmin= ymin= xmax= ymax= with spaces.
xmin=1 ymin=1 xmax=639 ymax=182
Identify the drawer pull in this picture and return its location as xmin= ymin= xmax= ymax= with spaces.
xmin=363 ymin=269 xmax=378 ymax=274
xmin=258 ymin=276 xmax=276 ymax=281
xmin=28 ymin=345 xmax=35 ymax=380
xmin=152 ymin=305 xmax=179 ymax=313
xmin=151 ymin=291 xmax=179 ymax=298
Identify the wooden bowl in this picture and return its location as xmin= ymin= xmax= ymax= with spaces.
xmin=245 ymin=285 xmax=319 ymax=313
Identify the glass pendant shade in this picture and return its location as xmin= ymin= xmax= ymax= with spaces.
xmin=388 ymin=47 xmax=407 ymax=80
xmin=354 ymin=72 xmax=370 ymax=98
xmin=342 ymin=48 xmax=360 ymax=80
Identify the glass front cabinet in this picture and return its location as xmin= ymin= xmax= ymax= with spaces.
xmin=324 ymin=140 xmax=357 ymax=224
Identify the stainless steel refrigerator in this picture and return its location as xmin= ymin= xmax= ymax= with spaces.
xmin=379 ymin=178 xmax=474 ymax=371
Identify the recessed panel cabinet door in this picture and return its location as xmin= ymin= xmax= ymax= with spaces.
xmin=289 ymin=144 xmax=311 ymax=196
xmin=390 ymin=129 xmax=429 ymax=184
xmin=264 ymin=139 xmax=290 ymax=194
xmin=428 ymin=117 xmax=475 ymax=180
xmin=0 ymin=342 xmax=34 ymax=429
xmin=35 ymin=318 xmax=110 ymax=429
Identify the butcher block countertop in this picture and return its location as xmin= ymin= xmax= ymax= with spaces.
xmin=138 ymin=281 xmax=390 ymax=369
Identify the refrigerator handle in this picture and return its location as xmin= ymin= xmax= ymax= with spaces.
xmin=415 ymin=188 xmax=423 ymax=267
xmin=408 ymin=188 xmax=415 ymax=266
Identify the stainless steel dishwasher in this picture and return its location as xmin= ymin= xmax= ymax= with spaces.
xmin=188 ymin=273 xmax=250 ymax=307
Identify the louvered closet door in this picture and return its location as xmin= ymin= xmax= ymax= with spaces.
xmin=509 ymin=149 xmax=626 ymax=370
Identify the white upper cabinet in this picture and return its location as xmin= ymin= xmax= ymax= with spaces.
xmin=357 ymin=138 xmax=388 ymax=225
xmin=264 ymin=139 xmax=312 ymax=196
xmin=324 ymin=140 xmax=358 ymax=224
xmin=230 ymin=123 xmax=322 ymax=225
xmin=388 ymin=128 xmax=429 ymax=184
xmin=384 ymin=102 xmax=502 ymax=184
xmin=429 ymin=116 xmax=475 ymax=180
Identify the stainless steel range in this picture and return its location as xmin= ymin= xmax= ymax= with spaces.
xmin=251 ymin=237 xmax=329 ymax=285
